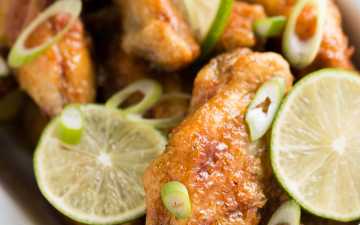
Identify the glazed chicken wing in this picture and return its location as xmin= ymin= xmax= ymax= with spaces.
xmin=216 ymin=2 xmax=266 ymax=51
xmin=0 ymin=0 xmax=50 ymax=47
xmin=16 ymin=15 xmax=95 ymax=116
xmin=117 ymin=0 xmax=200 ymax=71
xmin=117 ymin=0 xmax=266 ymax=71
xmin=144 ymin=49 xmax=293 ymax=225
xmin=250 ymin=0 xmax=353 ymax=71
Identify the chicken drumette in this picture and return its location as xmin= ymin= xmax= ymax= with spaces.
xmin=16 ymin=15 xmax=95 ymax=116
xmin=117 ymin=0 xmax=200 ymax=71
xmin=117 ymin=0 xmax=265 ymax=71
xmin=144 ymin=48 xmax=293 ymax=225
xmin=250 ymin=0 xmax=353 ymax=71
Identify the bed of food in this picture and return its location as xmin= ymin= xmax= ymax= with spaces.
xmin=0 ymin=0 xmax=359 ymax=225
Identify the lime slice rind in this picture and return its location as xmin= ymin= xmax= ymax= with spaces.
xmin=184 ymin=0 xmax=221 ymax=42
xmin=271 ymin=69 xmax=360 ymax=221
xmin=201 ymin=0 xmax=233 ymax=57
xmin=34 ymin=105 xmax=166 ymax=225
xmin=182 ymin=0 xmax=234 ymax=57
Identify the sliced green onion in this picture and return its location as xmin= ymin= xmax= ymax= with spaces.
xmin=0 ymin=55 xmax=9 ymax=77
xmin=124 ymin=92 xmax=190 ymax=129
xmin=7 ymin=0 xmax=82 ymax=68
xmin=282 ymin=0 xmax=326 ymax=69
xmin=201 ymin=0 xmax=234 ymax=57
xmin=268 ymin=200 xmax=301 ymax=225
xmin=105 ymin=79 xmax=162 ymax=115
xmin=254 ymin=16 xmax=286 ymax=38
xmin=161 ymin=181 xmax=191 ymax=219
xmin=246 ymin=77 xmax=286 ymax=141
xmin=57 ymin=106 xmax=83 ymax=145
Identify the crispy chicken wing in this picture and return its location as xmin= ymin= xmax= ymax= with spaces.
xmin=0 ymin=0 xmax=50 ymax=47
xmin=250 ymin=0 xmax=353 ymax=71
xmin=217 ymin=2 xmax=266 ymax=51
xmin=16 ymin=15 xmax=95 ymax=116
xmin=144 ymin=49 xmax=293 ymax=225
xmin=117 ymin=0 xmax=200 ymax=71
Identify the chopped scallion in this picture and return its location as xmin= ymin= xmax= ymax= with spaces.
xmin=282 ymin=0 xmax=326 ymax=69
xmin=57 ymin=106 xmax=83 ymax=145
xmin=105 ymin=79 xmax=162 ymax=115
xmin=254 ymin=16 xmax=286 ymax=38
xmin=246 ymin=77 xmax=286 ymax=141
xmin=7 ymin=0 xmax=82 ymax=68
xmin=161 ymin=181 xmax=192 ymax=219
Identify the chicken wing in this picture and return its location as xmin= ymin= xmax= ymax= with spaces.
xmin=117 ymin=0 xmax=200 ymax=71
xmin=250 ymin=0 xmax=353 ymax=71
xmin=216 ymin=2 xmax=266 ymax=51
xmin=0 ymin=0 xmax=50 ymax=47
xmin=16 ymin=15 xmax=95 ymax=116
xmin=144 ymin=48 xmax=293 ymax=225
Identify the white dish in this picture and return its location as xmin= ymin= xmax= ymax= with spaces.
xmin=0 ymin=1 xmax=359 ymax=224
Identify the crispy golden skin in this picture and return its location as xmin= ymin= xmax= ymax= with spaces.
xmin=144 ymin=49 xmax=293 ymax=225
xmin=117 ymin=0 xmax=200 ymax=71
xmin=16 ymin=15 xmax=95 ymax=116
xmin=251 ymin=0 xmax=353 ymax=71
xmin=217 ymin=2 xmax=266 ymax=51
xmin=0 ymin=0 xmax=50 ymax=47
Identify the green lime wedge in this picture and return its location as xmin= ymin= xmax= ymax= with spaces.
xmin=271 ymin=69 xmax=360 ymax=221
xmin=34 ymin=104 xmax=166 ymax=225
xmin=182 ymin=0 xmax=233 ymax=57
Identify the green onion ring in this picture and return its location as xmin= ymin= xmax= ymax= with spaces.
xmin=56 ymin=105 xmax=84 ymax=145
xmin=124 ymin=92 xmax=190 ymax=129
xmin=105 ymin=79 xmax=162 ymax=115
xmin=161 ymin=181 xmax=192 ymax=219
xmin=0 ymin=55 xmax=9 ymax=77
xmin=246 ymin=77 xmax=286 ymax=141
xmin=7 ymin=0 xmax=82 ymax=68
xmin=282 ymin=0 xmax=326 ymax=69
xmin=253 ymin=16 xmax=287 ymax=39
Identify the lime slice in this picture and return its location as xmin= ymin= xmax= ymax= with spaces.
xmin=183 ymin=0 xmax=233 ymax=56
xmin=34 ymin=104 xmax=166 ymax=225
xmin=271 ymin=69 xmax=360 ymax=221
